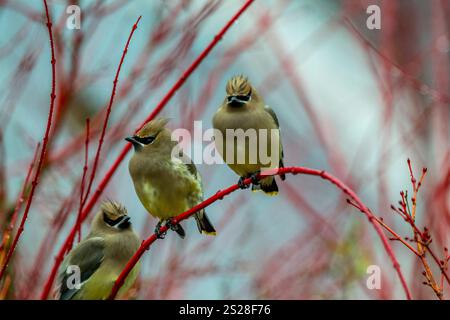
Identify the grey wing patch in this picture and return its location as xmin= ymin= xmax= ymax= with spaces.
xmin=264 ymin=105 xmax=280 ymax=128
xmin=264 ymin=105 xmax=285 ymax=180
xmin=58 ymin=237 xmax=105 ymax=300
xmin=185 ymin=162 xmax=198 ymax=179
xmin=172 ymin=151 xmax=202 ymax=192
xmin=178 ymin=153 xmax=213 ymax=234
xmin=182 ymin=153 xmax=202 ymax=183
xmin=182 ymin=155 xmax=205 ymax=209
xmin=186 ymin=161 xmax=204 ymax=199
xmin=176 ymin=148 xmax=197 ymax=177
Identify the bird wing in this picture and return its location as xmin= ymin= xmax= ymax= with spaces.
xmin=264 ymin=105 xmax=280 ymax=128
xmin=57 ymin=236 xmax=105 ymax=300
xmin=174 ymin=151 xmax=203 ymax=197
xmin=185 ymin=161 xmax=204 ymax=198
xmin=180 ymin=152 xmax=200 ymax=182
xmin=186 ymin=162 xmax=200 ymax=181
xmin=180 ymin=155 xmax=206 ymax=211
xmin=264 ymin=105 xmax=286 ymax=179
xmin=172 ymin=147 xmax=202 ymax=187
xmin=182 ymin=156 xmax=215 ymax=234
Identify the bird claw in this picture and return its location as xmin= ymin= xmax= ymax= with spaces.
xmin=250 ymin=172 xmax=260 ymax=185
xmin=165 ymin=219 xmax=186 ymax=239
xmin=238 ymin=176 xmax=249 ymax=189
xmin=165 ymin=219 xmax=178 ymax=232
xmin=154 ymin=221 xmax=166 ymax=239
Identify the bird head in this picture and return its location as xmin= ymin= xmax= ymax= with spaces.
xmin=225 ymin=75 xmax=254 ymax=108
xmin=99 ymin=200 xmax=131 ymax=230
xmin=125 ymin=118 xmax=172 ymax=153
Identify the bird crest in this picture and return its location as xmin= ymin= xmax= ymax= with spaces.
xmin=136 ymin=118 xmax=170 ymax=138
xmin=101 ymin=200 xmax=127 ymax=220
xmin=226 ymin=75 xmax=252 ymax=96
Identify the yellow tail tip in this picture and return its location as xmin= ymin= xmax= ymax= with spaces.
xmin=202 ymin=231 xmax=217 ymax=236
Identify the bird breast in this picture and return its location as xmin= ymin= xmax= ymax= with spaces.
xmin=131 ymin=157 xmax=203 ymax=220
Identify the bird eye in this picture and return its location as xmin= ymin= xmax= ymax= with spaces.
xmin=227 ymin=95 xmax=251 ymax=103
xmin=134 ymin=136 xmax=155 ymax=145
xmin=236 ymin=95 xmax=250 ymax=102
xmin=103 ymin=213 xmax=119 ymax=226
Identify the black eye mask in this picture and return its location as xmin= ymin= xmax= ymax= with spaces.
xmin=103 ymin=213 xmax=131 ymax=229
xmin=133 ymin=135 xmax=155 ymax=145
xmin=227 ymin=94 xmax=251 ymax=103
xmin=103 ymin=213 xmax=120 ymax=226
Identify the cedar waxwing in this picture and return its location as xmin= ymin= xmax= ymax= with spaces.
xmin=56 ymin=201 xmax=140 ymax=300
xmin=213 ymin=75 xmax=285 ymax=195
xmin=126 ymin=118 xmax=216 ymax=239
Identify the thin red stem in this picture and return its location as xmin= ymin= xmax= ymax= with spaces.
xmin=0 ymin=0 xmax=56 ymax=282
xmin=76 ymin=119 xmax=90 ymax=243
xmin=348 ymin=199 xmax=421 ymax=256
xmin=426 ymin=245 xmax=450 ymax=286
xmin=80 ymin=16 xmax=142 ymax=209
xmin=0 ymin=143 xmax=40 ymax=253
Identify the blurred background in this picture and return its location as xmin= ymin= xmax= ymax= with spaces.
xmin=0 ymin=0 xmax=449 ymax=299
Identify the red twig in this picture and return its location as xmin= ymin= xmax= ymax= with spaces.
xmin=400 ymin=160 xmax=446 ymax=298
xmin=76 ymin=119 xmax=90 ymax=243
xmin=108 ymin=166 xmax=412 ymax=300
xmin=40 ymin=0 xmax=255 ymax=299
xmin=0 ymin=143 xmax=40 ymax=253
xmin=407 ymin=158 xmax=417 ymax=192
xmin=0 ymin=0 xmax=56 ymax=282
xmin=347 ymin=199 xmax=421 ymax=257
xmin=80 ymin=16 xmax=141 ymax=210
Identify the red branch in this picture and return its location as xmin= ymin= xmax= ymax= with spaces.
xmin=76 ymin=119 xmax=90 ymax=243
xmin=108 ymin=166 xmax=412 ymax=300
xmin=80 ymin=16 xmax=141 ymax=210
xmin=40 ymin=0 xmax=256 ymax=300
xmin=0 ymin=0 xmax=56 ymax=282
xmin=0 ymin=143 xmax=40 ymax=253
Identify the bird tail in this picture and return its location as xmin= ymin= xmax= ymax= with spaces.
xmin=172 ymin=223 xmax=186 ymax=239
xmin=195 ymin=211 xmax=216 ymax=236
xmin=260 ymin=176 xmax=279 ymax=196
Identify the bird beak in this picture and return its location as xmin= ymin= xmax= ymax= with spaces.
xmin=227 ymin=96 xmax=238 ymax=104
xmin=125 ymin=136 xmax=142 ymax=151
xmin=117 ymin=216 xmax=131 ymax=229
xmin=125 ymin=136 xmax=137 ymax=144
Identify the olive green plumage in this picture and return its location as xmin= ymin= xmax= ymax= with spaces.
xmin=126 ymin=118 xmax=216 ymax=237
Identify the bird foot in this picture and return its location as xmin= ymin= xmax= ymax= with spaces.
xmin=154 ymin=221 xmax=166 ymax=239
xmin=238 ymin=176 xmax=249 ymax=189
xmin=250 ymin=172 xmax=260 ymax=185
xmin=165 ymin=219 xmax=178 ymax=232
xmin=165 ymin=219 xmax=186 ymax=239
